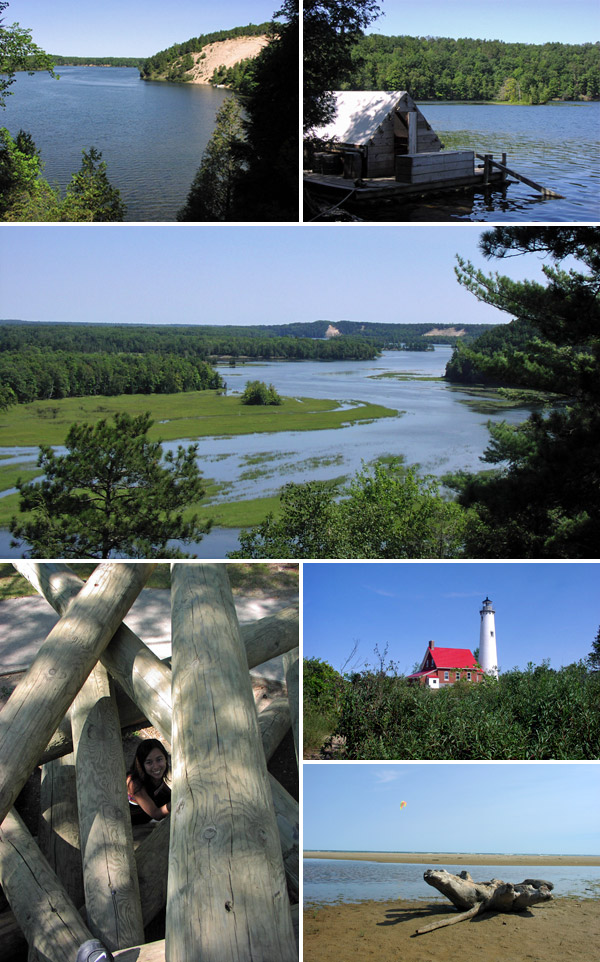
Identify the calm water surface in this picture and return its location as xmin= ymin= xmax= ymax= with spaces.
xmin=303 ymin=858 xmax=600 ymax=906
xmin=1 ymin=67 xmax=232 ymax=220
xmin=0 ymin=348 xmax=542 ymax=557
xmin=367 ymin=102 xmax=600 ymax=222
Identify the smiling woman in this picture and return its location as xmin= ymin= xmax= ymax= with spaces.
xmin=126 ymin=738 xmax=172 ymax=823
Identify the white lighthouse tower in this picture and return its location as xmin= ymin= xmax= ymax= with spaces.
xmin=479 ymin=596 xmax=499 ymax=678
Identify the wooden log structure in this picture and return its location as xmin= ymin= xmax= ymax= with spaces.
xmin=282 ymin=648 xmax=299 ymax=765
xmin=70 ymin=663 xmax=144 ymax=951
xmin=37 ymin=752 xmax=84 ymax=909
xmin=0 ymin=563 xmax=154 ymax=826
xmin=415 ymin=868 xmax=554 ymax=934
xmin=474 ymin=152 xmax=565 ymax=198
xmin=0 ymin=561 xmax=298 ymax=961
xmin=0 ymin=808 xmax=95 ymax=962
xmin=166 ymin=563 xmax=296 ymax=962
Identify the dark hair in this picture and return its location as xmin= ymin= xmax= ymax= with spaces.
xmin=127 ymin=738 xmax=170 ymax=795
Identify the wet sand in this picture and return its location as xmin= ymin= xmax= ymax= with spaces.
xmin=304 ymin=851 xmax=600 ymax=866
xmin=303 ymin=897 xmax=599 ymax=962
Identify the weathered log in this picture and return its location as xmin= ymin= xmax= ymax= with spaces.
xmin=166 ymin=563 xmax=296 ymax=962
xmin=257 ymin=693 xmax=291 ymax=761
xmin=37 ymin=752 xmax=84 ymax=909
xmin=0 ymin=808 xmax=95 ymax=961
xmin=71 ymin=664 xmax=144 ymax=951
xmin=243 ymin=604 xmax=299 ymax=669
xmin=282 ymin=648 xmax=299 ymax=765
xmin=415 ymin=868 xmax=554 ymax=934
xmin=0 ymin=563 xmax=154 ymax=826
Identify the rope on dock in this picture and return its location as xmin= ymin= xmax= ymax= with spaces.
xmin=306 ymin=187 xmax=359 ymax=221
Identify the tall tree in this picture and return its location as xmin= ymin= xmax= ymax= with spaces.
xmin=63 ymin=146 xmax=126 ymax=221
xmin=228 ymin=1 xmax=299 ymax=221
xmin=11 ymin=413 xmax=209 ymax=558
xmin=0 ymin=1 xmax=56 ymax=108
xmin=588 ymin=626 xmax=600 ymax=671
xmin=449 ymin=227 xmax=600 ymax=558
xmin=177 ymin=97 xmax=246 ymax=221
xmin=303 ymin=0 xmax=381 ymax=132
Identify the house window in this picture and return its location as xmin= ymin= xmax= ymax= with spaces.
xmin=444 ymin=671 xmax=449 ymax=681
xmin=455 ymin=671 xmax=460 ymax=681
xmin=467 ymin=672 xmax=472 ymax=681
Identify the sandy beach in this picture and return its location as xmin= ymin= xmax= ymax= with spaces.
xmin=303 ymin=897 xmax=598 ymax=962
xmin=304 ymin=850 xmax=600 ymax=866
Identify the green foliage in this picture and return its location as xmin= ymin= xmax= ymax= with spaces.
xmin=0 ymin=137 xmax=125 ymax=222
xmin=335 ymin=661 xmax=600 ymax=759
xmin=62 ymin=147 xmax=126 ymax=221
xmin=0 ymin=126 xmax=42 ymax=213
xmin=0 ymin=1 xmax=56 ymax=108
xmin=588 ymin=626 xmax=600 ymax=671
xmin=226 ymin=1 xmax=299 ymax=221
xmin=232 ymin=461 xmax=469 ymax=559
xmin=210 ymin=57 xmax=258 ymax=93
xmin=140 ymin=23 xmax=272 ymax=79
xmin=177 ymin=97 xmax=245 ymax=221
xmin=10 ymin=412 xmax=209 ymax=558
xmin=50 ymin=56 xmax=143 ymax=67
xmin=304 ymin=0 xmax=382 ymax=131
xmin=344 ymin=33 xmax=600 ymax=103
xmin=240 ymin=380 xmax=282 ymax=406
xmin=447 ymin=227 xmax=600 ymax=558
xmin=303 ymin=657 xmax=344 ymax=712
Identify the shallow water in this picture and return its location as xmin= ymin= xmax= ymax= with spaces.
xmin=1 ymin=67 xmax=232 ymax=221
xmin=303 ymin=858 xmax=600 ymax=905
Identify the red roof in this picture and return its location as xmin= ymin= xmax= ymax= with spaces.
xmin=406 ymin=646 xmax=481 ymax=679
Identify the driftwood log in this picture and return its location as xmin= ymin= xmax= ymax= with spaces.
xmin=416 ymin=869 xmax=554 ymax=934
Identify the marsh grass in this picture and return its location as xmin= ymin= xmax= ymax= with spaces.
xmin=0 ymin=392 xmax=397 ymax=447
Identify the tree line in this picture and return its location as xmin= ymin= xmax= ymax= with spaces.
xmin=0 ymin=321 xmax=381 ymax=360
xmin=139 ymin=23 xmax=271 ymax=81
xmin=0 ymin=350 xmax=222 ymax=407
xmin=346 ymin=34 xmax=600 ymax=103
xmin=49 ymin=56 xmax=144 ymax=68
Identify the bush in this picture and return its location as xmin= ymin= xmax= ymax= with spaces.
xmin=335 ymin=661 xmax=600 ymax=760
xmin=240 ymin=380 xmax=282 ymax=406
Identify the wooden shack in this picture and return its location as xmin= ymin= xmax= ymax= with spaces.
xmin=311 ymin=91 xmax=443 ymax=178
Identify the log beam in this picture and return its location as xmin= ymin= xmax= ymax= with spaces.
xmin=0 ymin=563 xmax=154 ymax=826
xmin=37 ymin=752 xmax=84 ymax=909
xmin=282 ymin=648 xmax=299 ymax=765
xmin=71 ymin=664 xmax=144 ymax=951
xmin=166 ymin=563 xmax=296 ymax=962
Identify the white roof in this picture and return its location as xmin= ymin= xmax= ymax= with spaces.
xmin=313 ymin=91 xmax=412 ymax=143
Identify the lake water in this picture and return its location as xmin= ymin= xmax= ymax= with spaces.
xmin=1 ymin=67 xmax=232 ymax=221
xmin=303 ymin=858 xmax=600 ymax=906
xmin=364 ymin=102 xmax=600 ymax=222
xmin=0 ymin=347 xmax=541 ymax=558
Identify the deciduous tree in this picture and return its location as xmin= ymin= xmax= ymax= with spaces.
xmin=0 ymin=1 xmax=56 ymax=108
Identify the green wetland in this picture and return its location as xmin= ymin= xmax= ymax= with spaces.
xmin=0 ymin=347 xmax=546 ymax=556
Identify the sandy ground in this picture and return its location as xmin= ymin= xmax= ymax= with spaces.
xmin=302 ymin=897 xmax=598 ymax=962
xmin=304 ymin=851 xmax=600 ymax=866
xmin=189 ymin=36 xmax=269 ymax=83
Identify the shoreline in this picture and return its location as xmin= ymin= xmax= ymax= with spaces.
xmin=303 ymin=897 xmax=600 ymax=962
xmin=304 ymin=850 xmax=600 ymax=866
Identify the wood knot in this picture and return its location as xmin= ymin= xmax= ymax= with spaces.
xmin=203 ymin=827 xmax=217 ymax=840
xmin=225 ymin=901 xmax=233 ymax=912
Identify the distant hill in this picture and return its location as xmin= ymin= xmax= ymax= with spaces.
xmin=140 ymin=24 xmax=271 ymax=84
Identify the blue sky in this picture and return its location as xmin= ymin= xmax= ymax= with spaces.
xmin=0 ymin=225 xmax=560 ymax=327
xmin=303 ymin=762 xmax=600 ymax=854
xmin=4 ymin=1 xmax=279 ymax=57
xmin=302 ymin=563 xmax=600 ymax=674
xmin=369 ymin=0 xmax=600 ymax=45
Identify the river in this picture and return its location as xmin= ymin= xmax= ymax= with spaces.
xmin=0 ymin=347 xmax=543 ymax=558
xmin=303 ymin=858 xmax=600 ymax=905
xmin=1 ymin=67 xmax=232 ymax=221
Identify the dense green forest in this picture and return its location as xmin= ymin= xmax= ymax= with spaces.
xmin=303 ymin=656 xmax=600 ymax=760
xmin=49 ymin=56 xmax=143 ymax=68
xmin=139 ymin=23 xmax=271 ymax=81
xmin=210 ymin=57 xmax=258 ymax=91
xmin=444 ymin=318 xmax=593 ymax=396
xmin=344 ymin=35 xmax=600 ymax=103
xmin=0 ymin=351 xmax=222 ymax=406
xmin=0 ymin=319 xmax=494 ymax=357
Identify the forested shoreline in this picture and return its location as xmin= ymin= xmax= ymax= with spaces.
xmin=345 ymin=35 xmax=600 ymax=103
xmin=139 ymin=23 xmax=271 ymax=82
